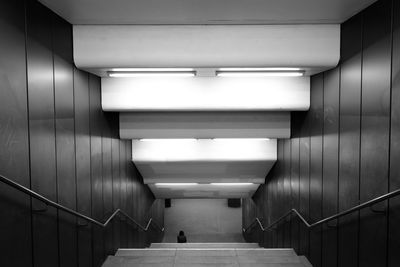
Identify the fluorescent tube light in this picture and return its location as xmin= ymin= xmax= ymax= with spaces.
xmin=210 ymin=183 xmax=254 ymax=186
xmin=111 ymin=68 xmax=194 ymax=72
xmin=212 ymin=138 xmax=270 ymax=141
xmin=138 ymin=138 xmax=197 ymax=142
xmin=216 ymin=72 xmax=303 ymax=77
xmin=109 ymin=72 xmax=195 ymax=78
xmin=218 ymin=67 xmax=301 ymax=71
xmin=155 ymin=183 xmax=199 ymax=186
xmin=138 ymin=138 xmax=269 ymax=142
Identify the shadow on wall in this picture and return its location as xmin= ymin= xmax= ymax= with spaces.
xmin=163 ymin=199 xmax=244 ymax=243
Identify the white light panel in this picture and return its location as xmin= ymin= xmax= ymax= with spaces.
xmin=132 ymin=138 xmax=277 ymax=162
xmin=102 ymin=76 xmax=310 ymax=111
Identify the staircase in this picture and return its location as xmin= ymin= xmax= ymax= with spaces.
xmin=102 ymin=243 xmax=312 ymax=267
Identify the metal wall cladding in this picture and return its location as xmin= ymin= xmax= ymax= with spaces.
xmin=243 ymin=1 xmax=400 ymax=267
xmin=0 ymin=1 xmax=163 ymax=267
xmin=0 ymin=0 xmax=32 ymax=266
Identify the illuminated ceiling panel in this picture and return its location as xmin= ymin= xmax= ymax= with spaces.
xmin=102 ymin=76 xmax=309 ymax=111
xmin=132 ymin=139 xmax=277 ymax=198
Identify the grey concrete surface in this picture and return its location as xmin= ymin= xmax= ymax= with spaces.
xmin=163 ymin=199 xmax=244 ymax=243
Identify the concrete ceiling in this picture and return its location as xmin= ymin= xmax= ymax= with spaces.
xmin=37 ymin=0 xmax=376 ymax=199
xmin=39 ymin=0 xmax=376 ymax=25
xmin=119 ymin=112 xmax=291 ymax=139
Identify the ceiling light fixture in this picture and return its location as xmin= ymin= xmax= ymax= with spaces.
xmin=138 ymin=138 xmax=197 ymax=142
xmin=216 ymin=67 xmax=304 ymax=77
xmin=155 ymin=183 xmax=199 ymax=186
xmin=109 ymin=68 xmax=196 ymax=77
xmin=210 ymin=183 xmax=254 ymax=186
xmin=216 ymin=71 xmax=304 ymax=77
xmin=108 ymin=72 xmax=195 ymax=78
xmin=212 ymin=138 xmax=270 ymax=141
xmin=218 ymin=67 xmax=301 ymax=71
xmin=111 ymin=68 xmax=195 ymax=72
xmin=137 ymin=138 xmax=270 ymax=142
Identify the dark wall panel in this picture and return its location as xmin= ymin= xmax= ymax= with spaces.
xmin=338 ymin=13 xmax=362 ymax=267
xmin=0 ymin=0 xmax=32 ymax=266
xmin=276 ymin=141 xmax=284 ymax=247
xmin=321 ymin=67 xmax=339 ymax=267
xmin=26 ymin=1 xmax=59 ymax=266
xmin=112 ymin=135 xmax=121 ymax=252
xmin=290 ymin=134 xmax=300 ymax=253
xmin=89 ymin=74 xmax=105 ymax=266
xmin=53 ymin=13 xmax=78 ymax=267
xmin=298 ymin=111 xmax=310 ymax=257
xmin=388 ymin=1 xmax=400 ymax=266
xmin=359 ymin=1 xmax=392 ymax=266
xmin=74 ymin=68 xmax=93 ymax=267
xmin=119 ymin=140 xmax=128 ymax=248
xmin=309 ymin=74 xmax=323 ymax=267
xmin=102 ymin=114 xmax=114 ymax=256
xmin=283 ymin=139 xmax=291 ymax=248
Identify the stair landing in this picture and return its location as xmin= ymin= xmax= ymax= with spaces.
xmin=103 ymin=243 xmax=312 ymax=267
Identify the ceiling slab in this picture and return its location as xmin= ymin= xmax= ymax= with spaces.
xmin=39 ymin=0 xmax=376 ymax=25
xmin=119 ymin=112 xmax=291 ymax=139
xmin=148 ymin=183 xmax=260 ymax=199
xmin=74 ymin=25 xmax=339 ymax=70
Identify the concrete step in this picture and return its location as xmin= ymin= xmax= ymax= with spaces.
xmin=175 ymin=255 xmax=239 ymax=264
xmin=104 ymin=256 xmax=306 ymax=267
xmin=116 ymin=249 xmax=176 ymax=257
xmin=235 ymin=248 xmax=297 ymax=257
xmin=150 ymin=243 xmax=260 ymax=249
xmin=103 ymin=256 xmax=174 ymax=267
xmin=117 ymin=248 xmax=296 ymax=256
xmin=107 ymin=248 xmax=312 ymax=267
xmin=237 ymin=255 xmax=301 ymax=264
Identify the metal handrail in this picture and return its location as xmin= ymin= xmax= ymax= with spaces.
xmin=0 ymin=174 xmax=164 ymax=232
xmin=243 ymin=188 xmax=400 ymax=233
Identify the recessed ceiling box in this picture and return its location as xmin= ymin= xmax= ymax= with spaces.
xmin=119 ymin=112 xmax=291 ymax=139
xmin=131 ymin=138 xmax=277 ymax=198
xmin=148 ymin=183 xmax=260 ymax=199
xmin=73 ymin=25 xmax=340 ymax=74
xmin=102 ymin=76 xmax=310 ymax=111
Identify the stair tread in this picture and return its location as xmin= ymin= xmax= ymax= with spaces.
xmin=116 ymin=249 xmax=176 ymax=256
xmin=151 ymin=243 xmax=259 ymax=249
xmin=103 ymin=256 xmax=174 ymax=267
xmin=105 ymin=247 xmax=311 ymax=267
xmin=237 ymin=256 xmax=301 ymax=263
